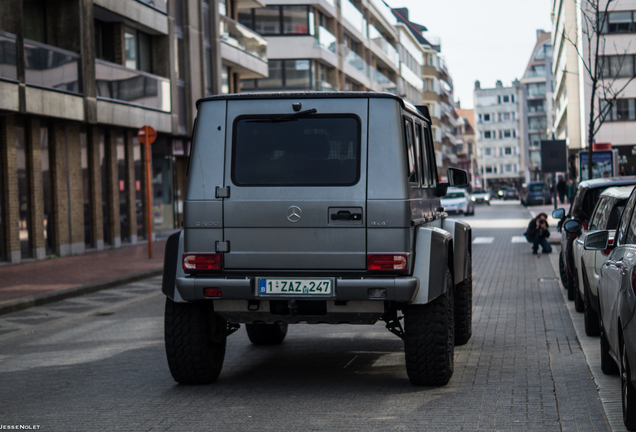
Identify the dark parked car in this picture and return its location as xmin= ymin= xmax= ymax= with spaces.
xmin=521 ymin=182 xmax=551 ymax=206
xmin=553 ymin=177 xmax=636 ymax=303
xmin=498 ymin=187 xmax=519 ymax=200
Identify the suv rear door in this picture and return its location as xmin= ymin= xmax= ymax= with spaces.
xmin=222 ymin=98 xmax=368 ymax=270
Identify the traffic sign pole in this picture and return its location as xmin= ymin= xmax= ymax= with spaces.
xmin=138 ymin=125 xmax=157 ymax=260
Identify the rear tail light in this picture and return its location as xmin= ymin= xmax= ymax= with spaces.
xmin=203 ymin=288 xmax=222 ymax=297
xmin=602 ymin=238 xmax=614 ymax=256
xmin=367 ymin=254 xmax=408 ymax=271
xmin=183 ymin=253 xmax=222 ymax=271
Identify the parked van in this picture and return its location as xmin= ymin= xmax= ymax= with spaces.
xmin=162 ymin=92 xmax=472 ymax=386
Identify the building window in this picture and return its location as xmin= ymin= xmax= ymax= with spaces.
xmin=603 ymin=98 xmax=636 ymax=121
xmin=239 ymin=6 xmax=313 ymax=36
xmin=528 ymin=117 xmax=547 ymax=131
xmin=528 ymin=99 xmax=545 ymax=113
xmin=601 ymin=11 xmax=636 ymax=34
xmin=241 ymin=59 xmax=312 ymax=90
xmin=601 ymin=55 xmax=635 ymax=78
xmin=499 ymin=112 xmax=514 ymax=121
xmin=504 ymin=147 xmax=513 ymax=155
xmin=124 ymin=27 xmax=152 ymax=73
xmin=95 ymin=20 xmax=115 ymax=63
xmin=483 ymin=131 xmax=494 ymax=139
xmin=499 ymin=130 xmax=516 ymax=139
xmin=484 ymin=148 xmax=492 ymax=157
xmin=499 ymin=94 xmax=515 ymax=104
xmin=527 ymin=83 xmax=546 ymax=97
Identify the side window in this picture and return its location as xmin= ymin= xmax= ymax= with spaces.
xmin=607 ymin=200 xmax=626 ymax=230
xmin=617 ymin=190 xmax=636 ymax=245
xmin=422 ymin=123 xmax=437 ymax=186
xmin=404 ymin=118 xmax=419 ymax=185
xmin=415 ymin=122 xmax=430 ymax=187
xmin=625 ymin=208 xmax=636 ymax=245
xmin=588 ymin=197 xmax=605 ymax=231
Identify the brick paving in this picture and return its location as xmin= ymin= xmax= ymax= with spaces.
xmin=0 ymin=240 xmax=165 ymax=305
xmin=0 ymin=203 xmax=615 ymax=431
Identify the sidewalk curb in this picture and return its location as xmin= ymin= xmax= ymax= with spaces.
xmin=0 ymin=267 xmax=163 ymax=316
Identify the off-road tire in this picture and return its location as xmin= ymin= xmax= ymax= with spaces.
xmin=601 ymin=321 xmax=619 ymax=375
xmin=574 ymin=276 xmax=585 ymax=312
xmin=164 ymin=298 xmax=226 ymax=385
xmin=246 ymin=323 xmax=288 ymax=345
xmin=404 ymin=269 xmax=454 ymax=386
xmin=454 ymin=254 xmax=472 ymax=346
xmin=583 ymin=271 xmax=600 ymax=336
xmin=621 ymin=338 xmax=636 ymax=430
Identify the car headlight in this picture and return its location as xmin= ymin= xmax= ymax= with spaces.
xmin=485 ymin=196 xmax=489 ymax=200
xmin=471 ymin=196 xmax=476 ymax=201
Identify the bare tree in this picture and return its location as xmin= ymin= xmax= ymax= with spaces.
xmin=562 ymin=0 xmax=636 ymax=178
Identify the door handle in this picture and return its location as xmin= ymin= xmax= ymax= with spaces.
xmin=331 ymin=211 xmax=362 ymax=221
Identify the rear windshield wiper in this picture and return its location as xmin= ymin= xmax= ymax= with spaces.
xmin=271 ymin=108 xmax=318 ymax=122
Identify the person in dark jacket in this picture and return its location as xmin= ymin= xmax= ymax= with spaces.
xmin=525 ymin=213 xmax=552 ymax=254
xmin=556 ymin=177 xmax=566 ymax=204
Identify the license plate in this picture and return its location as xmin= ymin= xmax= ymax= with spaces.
xmin=258 ymin=278 xmax=333 ymax=295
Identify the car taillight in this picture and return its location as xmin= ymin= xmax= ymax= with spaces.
xmin=183 ymin=253 xmax=222 ymax=271
xmin=367 ymin=254 xmax=408 ymax=271
xmin=602 ymin=238 xmax=614 ymax=256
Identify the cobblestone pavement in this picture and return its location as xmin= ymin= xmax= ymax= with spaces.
xmin=0 ymin=202 xmax=614 ymax=431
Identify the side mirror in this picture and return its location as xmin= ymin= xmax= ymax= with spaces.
xmin=552 ymin=208 xmax=565 ymax=220
xmin=584 ymin=230 xmax=609 ymax=250
xmin=434 ymin=182 xmax=449 ymax=197
xmin=447 ymin=167 xmax=469 ymax=187
xmin=563 ymin=219 xmax=582 ymax=234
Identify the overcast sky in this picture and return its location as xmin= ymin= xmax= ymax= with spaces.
xmin=386 ymin=0 xmax=554 ymax=109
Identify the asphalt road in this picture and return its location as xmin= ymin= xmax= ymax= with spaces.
xmin=0 ymin=201 xmax=618 ymax=431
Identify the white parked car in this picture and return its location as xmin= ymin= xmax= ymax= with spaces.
xmin=442 ymin=188 xmax=474 ymax=216
xmin=573 ymin=186 xmax=633 ymax=336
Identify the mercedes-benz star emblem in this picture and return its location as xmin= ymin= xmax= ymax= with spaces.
xmin=286 ymin=206 xmax=302 ymax=223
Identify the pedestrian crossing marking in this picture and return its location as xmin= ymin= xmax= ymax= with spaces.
xmin=473 ymin=237 xmax=494 ymax=244
xmin=511 ymin=236 xmax=527 ymax=243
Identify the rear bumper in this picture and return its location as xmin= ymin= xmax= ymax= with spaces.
xmin=175 ymin=275 xmax=419 ymax=303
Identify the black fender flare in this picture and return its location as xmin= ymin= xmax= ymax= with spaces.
xmin=411 ymin=226 xmax=452 ymax=304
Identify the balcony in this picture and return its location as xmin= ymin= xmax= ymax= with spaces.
xmin=0 ymin=30 xmax=17 ymax=82
xmin=136 ymin=0 xmax=167 ymax=14
xmin=24 ymin=39 xmax=81 ymax=94
xmin=368 ymin=24 xmax=398 ymax=69
xmin=369 ymin=0 xmax=398 ymax=29
xmin=371 ymin=66 xmax=396 ymax=94
xmin=317 ymin=26 xmax=337 ymax=54
xmin=315 ymin=80 xmax=335 ymax=91
xmin=341 ymin=0 xmax=367 ymax=38
xmin=220 ymin=15 xmax=268 ymax=78
xmin=342 ymin=46 xmax=369 ymax=85
xmin=95 ymin=60 xmax=170 ymax=112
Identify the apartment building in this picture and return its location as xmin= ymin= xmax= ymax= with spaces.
xmin=473 ymin=80 xmax=525 ymax=189
xmin=456 ymin=107 xmax=476 ymax=184
xmin=521 ymin=30 xmax=554 ymax=181
xmin=0 ymin=0 xmax=267 ymax=264
xmin=552 ymin=0 xmax=636 ymax=176
xmin=391 ymin=7 xmax=459 ymax=176
xmin=237 ymin=0 xmax=400 ymax=94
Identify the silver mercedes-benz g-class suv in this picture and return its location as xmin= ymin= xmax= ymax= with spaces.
xmin=162 ymin=92 xmax=472 ymax=386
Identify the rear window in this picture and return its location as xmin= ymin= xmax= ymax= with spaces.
xmin=528 ymin=183 xmax=545 ymax=192
xmin=232 ymin=115 xmax=360 ymax=186
xmin=444 ymin=192 xmax=465 ymax=199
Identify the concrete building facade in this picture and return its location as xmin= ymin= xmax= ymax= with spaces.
xmin=552 ymin=0 xmax=636 ymax=177
xmin=521 ymin=30 xmax=554 ymax=181
xmin=474 ymin=80 xmax=525 ymax=189
xmin=0 ymin=0 xmax=268 ymax=264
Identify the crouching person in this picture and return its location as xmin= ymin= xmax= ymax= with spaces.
xmin=525 ymin=213 xmax=552 ymax=254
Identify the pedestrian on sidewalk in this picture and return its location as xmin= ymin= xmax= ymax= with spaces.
xmin=524 ymin=213 xmax=552 ymax=254
xmin=567 ymin=179 xmax=575 ymax=203
xmin=556 ymin=177 xmax=566 ymax=204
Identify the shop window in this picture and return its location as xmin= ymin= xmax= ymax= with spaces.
xmin=117 ymin=134 xmax=129 ymax=243
xmin=42 ymin=124 xmax=54 ymax=254
xmin=16 ymin=124 xmax=31 ymax=259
